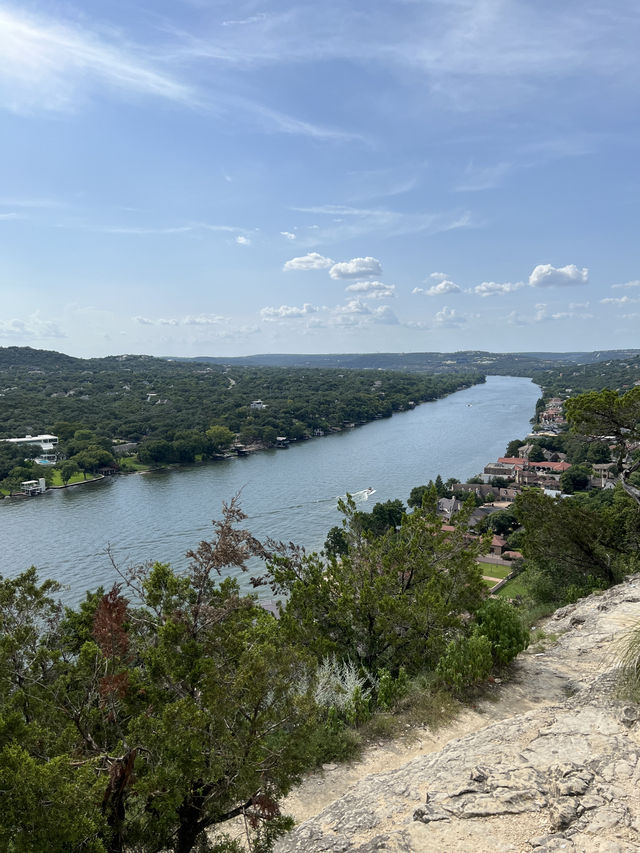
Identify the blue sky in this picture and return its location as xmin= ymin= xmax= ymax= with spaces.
xmin=1 ymin=0 xmax=639 ymax=357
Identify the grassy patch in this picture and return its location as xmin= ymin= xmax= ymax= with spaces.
xmin=496 ymin=575 xmax=529 ymax=599
xmin=49 ymin=470 xmax=91 ymax=487
xmin=479 ymin=562 xmax=511 ymax=579
xmin=118 ymin=457 xmax=149 ymax=473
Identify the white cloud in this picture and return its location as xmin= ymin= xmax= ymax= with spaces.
xmin=505 ymin=311 xmax=528 ymax=327
xmin=260 ymin=303 xmax=319 ymax=320
xmin=474 ymin=280 xmax=523 ymax=297
xmin=429 ymin=271 xmax=450 ymax=282
xmin=345 ymin=281 xmax=395 ymax=298
xmin=612 ymin=280 xmax=640 ymax=290
xmin=334 ymin=298 xmax=372 ymax=316
xmin=455 ymin=161 xmax=511 ymax=192
xmin=415 ymin=279 xmax=461 ymax=297
xmin=0 ymin=314 xmax=66 ymax=339
xmin=134 ymin=314 xmax=225 ymax=326
xmin=600 ymin=295 xmax=640 ymax=305
xmin=329 ymin=256 xmax=382 ymax=280
xmin=183 ymin=314 xmax=225 ymax=325
xmin=235 ymin=235 xmax=250 ymax=245
xmin=534 ymin=303 xmax=548 ymax=322
xmin=371 ymin=305 xmax=399 ymax=325
xmin=434 ymin=306 xmax=465 ymax=328
xmin=280 ymin=231 xmax=296 ymax=240
xmin=0 ymin=6 xmax=195 ymax=114
xmin=528 ymin=264 xmax=589 ymax=288
xmin=294 ymin=205 xmax=472 ymax=243
xmin=283 ymin=252 xmax=334 ymax=271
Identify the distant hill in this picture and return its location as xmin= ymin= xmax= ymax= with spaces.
xmin=169 ymin=349 xmax=640 ymax=373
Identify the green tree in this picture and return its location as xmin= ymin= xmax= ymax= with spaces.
xmin=0 ymin=503 xmax=316 ymax=853
xmin=206 ymin=425 xmax=236 ymax=454
xmin=560 ymin=463 xmax=591 ymax=494
xmin=527 ymin=444 xmax=545 ymax=462
xmin=565 ymin=388 xmax=640 ymax=505
xmin=58 ymin=459 xmax=80 ymax=485
xmin=268 ymin=496 xmax=488 ymax=676
xmin=514 ymin=489 xmax=636 ymax=603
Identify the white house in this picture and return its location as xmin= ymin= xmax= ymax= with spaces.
xmin=2 ymin=434 xmax=59 ymax=453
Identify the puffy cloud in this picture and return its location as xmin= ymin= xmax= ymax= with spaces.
xmin=283 ymin=252 xmax=334 ymax=271
xmin=280 ymin=231 xmax=296 ymax=240
xmin=371 ymin=305 xmax=399 ymax=325
xmin=474 ymin=280 xmax=523 ymax=297
xmin=433 ymin=306 xmax=465 ymax=328
xmin=235 ymin=235 xmax=250 ymax=245
xmin=329 ymin=256 xmax=382 ymax=279
xmin=534 ymin=303 xmax=548 ymax=322
xmin=528 ymin=263 xmax=589 ymax=288
xmin=429 ymin=271 xmax=450 ymax=281
xmin=414 ymin=279 xmax=461 ymax=296
xmin=0 ymin=314 xmax=65 ymax=339
xmin=260 ymin=303 xmax=319 ymax=320
xmin=334 ymin=298 xmax=371 ymax=316
xmin=345 ymin=280 xmax=395 ymax=298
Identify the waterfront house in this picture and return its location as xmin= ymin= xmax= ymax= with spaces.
xmin=1 ymin=434 xmax=58 ymax=453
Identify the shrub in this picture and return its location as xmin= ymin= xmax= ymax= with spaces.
xmin=435 ymin=631 xmax=492 ymax=694
xmin=475 ymin=598 xmax=530 ymax=666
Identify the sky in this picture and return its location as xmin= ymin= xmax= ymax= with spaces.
xmin=1 ymin=0 xmax=639 ymax=358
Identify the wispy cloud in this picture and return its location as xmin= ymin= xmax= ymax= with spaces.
xmin=455 ymin=161 xmax=512 ymax=192
xmin=0 ymin=6 xmax=360 ymax=140
xmin=345 ymin=281 xmax=395 ymax=298
xmin=293 ymin=204 xmax=472 ymax=242
xmin=135 ymin=313 xmax=226 ymax=326
xmin=474 ymin=280 xmax=524 ymax=297
xmin=600 ymin=295 xmax=640 ymax=305
xmin=0 ymin=5 xmax=196 ymax=114
xmin=612 ymin=279 xmax=640 ymax=289
xmin=0 ymin=313 xmax=66 ymax=339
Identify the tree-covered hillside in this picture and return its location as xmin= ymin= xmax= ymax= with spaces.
xmin=0 ymin=347 xmax=482 ymax=444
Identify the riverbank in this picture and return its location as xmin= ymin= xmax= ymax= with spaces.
xmin=1 ymin=376 xmax=541 ymax=603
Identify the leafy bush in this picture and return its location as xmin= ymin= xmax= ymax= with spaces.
xmin=435 ymin=631 xmax=492 ymax=694
xmin=475 ymin=598 xmax=530 ymax=666
xmin=376 ymin=667 xmax=409 ymax=711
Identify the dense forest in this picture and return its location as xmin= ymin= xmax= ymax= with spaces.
xmin=0 ymin=347 xmax=481 ymax=443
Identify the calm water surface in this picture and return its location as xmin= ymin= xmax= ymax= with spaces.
xmin=1 ymin=375 xmax=539 ymax=603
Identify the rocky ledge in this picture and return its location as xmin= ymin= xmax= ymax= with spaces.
xmin=276 ymin=577 xmax=640 ymax=853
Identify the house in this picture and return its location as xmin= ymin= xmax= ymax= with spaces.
xmin=1 ymin=434 xmax=58 ymax=453
xmin=250 ymin=400 xmax=267 ymax=410
xmin=490 ymin=534 xmax=507 ymax=556
xmin=437 ymin=497 xmax=462 ymax=518
xmin=20 ymin=478 xmax=46 ymax=496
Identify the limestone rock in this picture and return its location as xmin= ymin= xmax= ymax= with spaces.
xmin=276 ymin=577 xmax=640 ymax=853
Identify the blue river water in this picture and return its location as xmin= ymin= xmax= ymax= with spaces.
xmin=1 ymin=375 xmax=540 ymax=603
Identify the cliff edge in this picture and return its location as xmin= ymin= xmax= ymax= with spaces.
xmin=276 ymin=577 xmax=640 ymax=853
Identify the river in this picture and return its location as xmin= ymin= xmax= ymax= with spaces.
xmin=1 ymin=375 xmax=539 ymax=603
